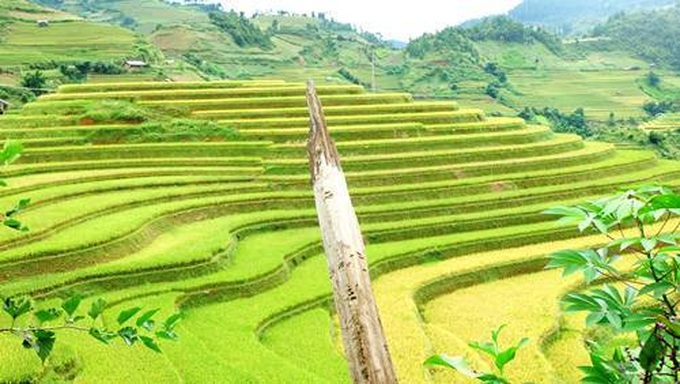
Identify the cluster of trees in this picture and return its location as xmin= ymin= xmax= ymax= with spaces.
xmin=337 ymin=68 xmax=370 ymax=88
xmin=406 ymin=27 xmax=479 ymax=60
xmin=182 ymin=52 xmax=227 ymax=79
xmin=464 ymin=16 xmax=563 ymax=54
xmin=592 ymin=6 xmax=680 ymax=70
xmin=508 ymin=0 xmax=675 ymax=35
xmin=208 ymin=11 xmax=273 ymax=50
xmin=643 ymin=100 xmax=677 ymax=117
xmin=519 ymin=106 xmax=592 ymax=137
xmin=59 ymin=61 xmax=126 ymax=83
xmin=484 ymin=62 xmax=509 ymax=99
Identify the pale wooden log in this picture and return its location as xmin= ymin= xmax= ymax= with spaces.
xmin=306 ymin=80 xmax=398 ymax=384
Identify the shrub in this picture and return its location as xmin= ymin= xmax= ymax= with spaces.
xmin=21 ymin=71 xmax=48 ymax=97
xmin=646 ymin=71 xmax=661 ymax=88
xmin=209 ymin=11 xmax=273 ymax=50
xmin=80 ymin=100 xmax=157 ymax=124
xmin=88 ymin=119 xmax=239 ymax=144
xmin=643 ymin=101 xmax=676 ymax=117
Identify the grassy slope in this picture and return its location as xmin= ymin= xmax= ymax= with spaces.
xmin=0 ymin=79 xmax=677 ymax=383
xmin=0 ymin=0 xmax=136 ymax=66
xmin=21 ymin=0 xmax=675 ymax=121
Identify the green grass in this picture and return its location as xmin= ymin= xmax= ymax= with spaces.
xmin=0 ymin=21 xmax=136 ymax=65
xmin=641 ymin=112 xmax=680 ymax=131
xmin=1 ymin=79 xmax=678 ymax=383
xmin=505 ymin=69 xmax=648 ymax=120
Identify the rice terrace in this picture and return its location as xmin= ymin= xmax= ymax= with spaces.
xmin=1 ymin=0 xmax=680 ymax=383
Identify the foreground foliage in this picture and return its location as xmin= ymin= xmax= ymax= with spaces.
xmin=425 ymin=325 xmax=528 ymax=383
xmin=0 ymin=141 xmax=180 ymax=364
xmin=546 ymin=186 xmax=680 ymax=382
xmin=428 ymin=185 xmax=680 ymax=383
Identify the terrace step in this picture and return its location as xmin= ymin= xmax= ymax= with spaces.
xmin=57 ymin=80 xmax=290 ymax=93
xmin=427 ymin=118 xmax=528 ymax=134
xmin=270 ymin=126 xmax=553 ymax=157
xmin=265 ymin=134 xmax=585 ymax=174
xmin=39 ymin=84 xmax=365 ymax=101
xmin=262 ymin=143 xmax=617 ymax=186
xmin=138 ymin=93 xmax=415 ymax=111
xmin=3 ymin=159 xmax=264 ymax=177
xmin=19 ymin=142 xmax=272 ymax=163
xmin=19 ymin=137 xmax=88 ymax=148
xmin=239 ymin=122 xmax=429 ymax=142
xmin=239 ymin=117 xmax=528 ymax=142
xmin=219 ymin=110 xmax=484 ymax=130
xmin=192 ymin=102 xmax=459 ymax=120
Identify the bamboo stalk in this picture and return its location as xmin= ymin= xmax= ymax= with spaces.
xmin=306 ymin=80 xmax=397 ymax=383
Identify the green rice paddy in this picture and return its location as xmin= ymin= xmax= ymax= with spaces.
xmin=0 ymin=79 xmax=677 ymax=383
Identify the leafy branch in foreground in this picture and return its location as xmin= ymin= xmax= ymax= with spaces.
xmin=545 ymin=185 xmax=680 ymax=383
xmin=0 ymin=140 xmax=29 ymax=232
xmin=0 ymin=140 xmax=180 ymax=364
xmin=424 ymin=325 xmax=528 ymax=383
xmin=1 ymin=295 xmax=181 ymax=362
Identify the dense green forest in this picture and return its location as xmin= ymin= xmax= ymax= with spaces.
xmin=508 ymin=0 xmax=676 ymax=35
xmin=591 ymin=7 xmax=680 ymax=70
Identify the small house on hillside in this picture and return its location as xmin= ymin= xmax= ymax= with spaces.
xmin=37 ymin=20 xmax=50 ymax=27
xmin=124 ymin=60 xmax=148 ymax=69
xmin=0 ymin=99 xmax=9 ymax=115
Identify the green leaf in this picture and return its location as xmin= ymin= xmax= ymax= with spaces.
xmin=155 ymin=329 xmax=178 ymax=341
xmin=564 ymin=293 xmax=601 ymax=312
xmin=640 ymin=238 xmax=657 ymax=253
xmin=3 ymin=297 xmax=32 ymax=320
xmin=117 ymin=307 xmax=142 ymax=325
xmin=491 ymin=324 xmax=506 ymax=345
xmin=424 ymin=354 xmax=479 ymax=377
xmin=469 ymin=341 xmax=498 ymax=358
xmin=0 ymin=140 xmax=22 ymax=165
xmin=23 ymin=330 xmax=55 ymax=363
xmin=89 ymin=328 xmax=117 ymax=345
xmin=117 ymin=326 xmax=139 ymax=346
xmin=477 ymin=374 xmax=510 ymax=384
xmin=61 ymin=295 xmax=82 ymax=318
xmin=618 ymin=238 xmax=641 ymax=252
xmin=657 ymin=316 xmax=680 ymax=337
xmin=639 ymin=281 xmax=674 ymax=298
xmin=33 ymin=330 xmax=55 ymax=362
xmin=34 ymin=308 xmax=62 ymax=324
xmin=578 ymin=213 xmax=596 ymax=233
xmin=88 ymin=298 xmax=107 ymax=321
xmin=163 ymin=313 xmax=182 ymax=329
xmin=5 ymin=198 xmax=31 ymax=218
xmin=3 ymin=218 xmax=22 ymax=230
xmin=622 ymin=312 xmax=657 ymax=332
xmin=136 ymin=309 xmax=159 ymax=331
xmin=639 ymin=333 xmax=665 ymax=371
xmin=140 ymin=336 xmax=161 ymax=353
xmin=495 ymin=347 xmax=517 ymax=373
xmin=649 ymin=194 xmax=680 ymax=210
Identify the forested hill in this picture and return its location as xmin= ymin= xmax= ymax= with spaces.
xmin=589 ymin=6 xmax=680 ymax=70
xmin=508 ymin=0 xmax=676 ymax=35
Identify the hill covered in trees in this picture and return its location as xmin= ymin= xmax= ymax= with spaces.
xmin=590 ymin=6 xmax=680 ymax=70
xmin=508 ymin=0 xmax=676 ymax=35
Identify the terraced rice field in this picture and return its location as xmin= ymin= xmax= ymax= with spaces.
xmin=641 ymin=112 xmax=680 ymax=131
xmin=0 ymin=80 xmax=678 ymax=383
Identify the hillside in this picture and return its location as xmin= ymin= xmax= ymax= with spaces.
xmin=0 ymin=0 xmax=137 ymax=66
xmin=0 ymin=2 xmax=679 ymax=383
xmin=588 ymin=6 xmax=680 ymax=70
xmin=2 ymin=2 xmax=680 ymax=137
xmin=1 ymin=79 xmax=677 ymax=383
xmin=508 ymin=0 xmax=676 ymax=35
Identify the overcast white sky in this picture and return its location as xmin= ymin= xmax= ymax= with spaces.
xmin=222 ymin=1 xmax=523 ymax=41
